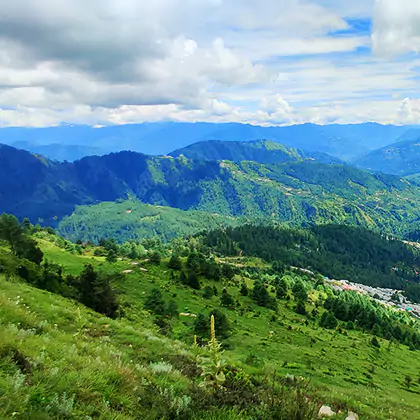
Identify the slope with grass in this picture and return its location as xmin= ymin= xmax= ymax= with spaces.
xmin=57 ymin=199 xmax=240 ymax=243
xmin=1 ymin=225 xmax=420 ymax=420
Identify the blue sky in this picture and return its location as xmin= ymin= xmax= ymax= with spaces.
xmin=0 ymin=0 xmax=418 ymax=127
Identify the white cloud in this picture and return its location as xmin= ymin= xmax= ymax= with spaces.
xmin=398 ymin=98 xmax=420 ymax=124
xmin=372 ymin=0 xmax=420 ymax=56
xmin=0 ymin=0 xmax=418 ymax=127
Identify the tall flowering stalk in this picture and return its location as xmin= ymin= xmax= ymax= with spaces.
xmin=198 ymin=314 xmax=226 ymax=389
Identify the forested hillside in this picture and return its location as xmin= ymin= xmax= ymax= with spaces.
xmin=200 ymin=224 xmax=420 ymax=296
xmin=2 ymin=144 xmax=420 ymax=239
xmin=169 ymin=140 xmax=344 ymax=165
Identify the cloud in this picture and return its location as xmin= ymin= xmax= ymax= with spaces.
xmin=398 ymin=98 xmax=420 ymax=124
xmin=0 ymin=0 xmax=417 ymax=127
xmin=372 ymin=0 xmax=420 ymax=56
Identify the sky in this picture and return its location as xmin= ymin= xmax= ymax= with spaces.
xmin=0 ymin=0 xmax=419 ymax=127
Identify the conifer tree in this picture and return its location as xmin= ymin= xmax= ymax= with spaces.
xmin=220 ymin=288 xmax=235 ymax=308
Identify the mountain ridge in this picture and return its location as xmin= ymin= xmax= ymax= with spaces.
xmin=0 ymin=122 xmax=414 ymax=161
xmin=355 ymin=133 xmax=420 ymax=175
xmin=2 ymin=143 xmax=420 ymax=238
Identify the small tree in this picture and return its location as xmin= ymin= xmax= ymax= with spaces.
xmin=239 ymin=283 xmax=249 ymax=296
xmin=292 ymin=280 xmax=308 ymax=302
xmin=220 ymin=288 xmax=235 ymax=309
xmin=187 ymin=271 xmax=200 ymax=290
xmin=144 ymin=289 xmax=166 ymax=315
xmin=21 ymin=218 xmax=32 ymax=233
xmin=202 ymin=286 xmax=214 ymax=299
xmin=221 ymin=264 xmax=235 ymax=280
xmin=78 ymin=265 xmax=119 ymax=318
xmin=319 ymin=311 xmax=338 ymax=329
xmin=371 ymin=336 xmax=381 ymax=348
xmin=251 ymin=280 xmax=277 ymax=309
xmin=295 ymin=300 xmax=307 ymax=316
xmin=106 ymin=249 xmax=118 ymax=263
xmin=275 ymin=278 xmax=288 ymax=299
xmin=168 ymin=254 xmax=182 ymax=270
xmin=149 ymin=251 xmax=162 ymax=265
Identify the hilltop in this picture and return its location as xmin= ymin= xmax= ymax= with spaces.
xmin=169 ymin=140 xmax=344 ymax=165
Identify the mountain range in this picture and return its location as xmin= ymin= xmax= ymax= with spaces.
xmin=0 ymin=122 xmax=413 ymax=161
xmin=2 ymin=141 xmax=420 ymax=241
xmin=355 ymin=130 xmax=420 ymax=176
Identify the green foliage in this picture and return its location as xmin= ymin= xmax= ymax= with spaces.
xmin=319 ymin=311 xmax=338 ymax=329
xmin=371 ymin=336 xmax=381 ymax=348
xmin=149 ymin=251 xmax=162 ymax=265
xmin=292 ymin=280 xmax=308 ymax=302
xmin=58 ymin=200 xmax=240 ymax=243
xmin=220 ymin=289 xmax=235 ymax=309
xmin=194 ymin=310 xmax=231 ymax=340
xmin=239 ymin=283 xmax=249 ymax=296
xmin=78 ymin=264 xmax=119 ymax=318
xmin=275 ymin=278 xmax=289 ymax=299
xmin=202 ymin=224 xmax=420 ymax=298
xmin=144 ymin=289 xmax=166 ymax=315
xmin=168 ymin=254 xmax=182 ymax=270
xmin=106 ymin=248 xmax=118 ymax=263
xmin=251 ymin=280 xmax=277 ymax=310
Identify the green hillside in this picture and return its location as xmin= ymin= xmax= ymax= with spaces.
xmin=3 ymin=145 xmax=420 ymax=240
xmin=1 ymin=216 xmax=420 ymax=419
xmin=169 ymin=140 xmax=343 ymax=165
xmin=57 ymin=200 xmax=239 ymax=243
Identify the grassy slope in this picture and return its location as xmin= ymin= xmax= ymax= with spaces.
xmin=0 ymin=277 xmax=203 ymax=419
xmin=36 ymin=238 xmax=420 ymax=420
xmin=57 ymin=200 xmax=239 ymax=243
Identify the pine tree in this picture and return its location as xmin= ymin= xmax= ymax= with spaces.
xmin=239 ymin=283 xmax=249 ymax=296
xmin=187 ymin=271 xmax=200 ymax=290
xmin=292 ymin=280 xmax=308 ymax=302
xmin=202 ymin=286 xmax=214 ymax=299
xmin=21 ymin=218 xmax=32 ymax=233
xmin=221 ymin=264 xmax=235 ymax=280
xmin=220 ymin=288 xmax=235 ymax=308
xmin=106 ymin=249 xmax=118 ymax=263
xmin=144 ymin=288 xmax=165 ymax=315
xmin=275 ymin=278 xmax=288 ymax=299
xmin=319 ymin=311 xmax=338 ymax=329
xmin=168 ymin=254 xmax=182 ymax=270
xmin=150 ymin=251 xmax=162 ymax=265
xmin=295 ymin=300 xmax=307 ymax=315
xmin=78 ymin=265 xmax=119 ymax=318
xmin=194 ymin=313 xmax=209 ymax=338
xmin=179 ymin=270 xmax=187 ymax=285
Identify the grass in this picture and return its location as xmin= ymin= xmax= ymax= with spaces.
xmin=1 ymin=235 xmax=420 ymax=419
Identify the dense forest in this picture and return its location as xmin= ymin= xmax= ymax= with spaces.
xmin=200 ymin=224 xmax=420 ymax=298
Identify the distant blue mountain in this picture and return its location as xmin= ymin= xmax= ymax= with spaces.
xmin=0 ymin=122 xmax=413 ymax=161
xmin=355 ymin=129 xmax=420 ymax=175
xmin=12 ymin=142 xmax=105 ymax=162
